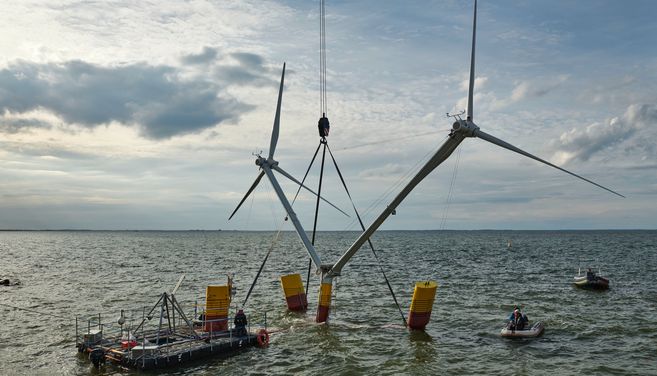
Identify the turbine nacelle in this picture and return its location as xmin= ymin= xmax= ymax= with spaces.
xmin=452 ymin=119 xmax=479 ymax=137
xmin=255 ymin=155 xmax=278 ymax=168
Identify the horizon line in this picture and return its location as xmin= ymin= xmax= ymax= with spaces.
xmin=1 ymin=228 xmax=654 ymax=232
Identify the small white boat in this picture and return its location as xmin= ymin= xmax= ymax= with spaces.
xmin=573 ymin=267 xmax=609 ymax=290
xmin=500 ymin=321 xmax=544 ymax=338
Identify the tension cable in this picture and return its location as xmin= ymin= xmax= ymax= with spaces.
xmin=326 ymin=144 xmax=408 ymax=326
xmin=440 ymin=147 xmax=462 ymax=230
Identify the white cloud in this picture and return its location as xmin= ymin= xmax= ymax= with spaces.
xmin=459 ymin=75 xmax=488 ymax=92
xmin=0 ymin=1 xmax=655 ymax=230
xmin=552 ymin=103 xmax=657 ymax=165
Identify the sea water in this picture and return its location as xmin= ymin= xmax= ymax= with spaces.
xmin=1 ymin=230 xmax=656 ymax=375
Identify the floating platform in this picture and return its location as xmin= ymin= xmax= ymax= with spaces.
xmin=76 ymin=290 xmax=269 ymax=370
xmin=77 ymin=327 xmax=262 ymax=370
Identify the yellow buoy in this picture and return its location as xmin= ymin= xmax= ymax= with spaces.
xmin=408 ymin=281 xmax=437 ymax=330
xmin=315 ymin=281 xmax=332 ymax=323
xmin=280 ymin=273 xmax=308 ymax=311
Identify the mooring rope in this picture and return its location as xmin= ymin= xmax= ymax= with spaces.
xmin=242 ymin=227 xmax=283 ymax=308
xmin=241 ymin=183 xmax=287 ymax=308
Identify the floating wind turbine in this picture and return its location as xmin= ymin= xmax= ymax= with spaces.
xmin=230 ymin=1 xmax=624 ymax=328
xmin=327 ymin=0 xmax=623 ymax=294
xmin=228 ymin=63 xmax=349 ymax=221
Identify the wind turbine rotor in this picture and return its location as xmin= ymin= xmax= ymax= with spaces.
xmin=458 ymin=0 xmax=621 ymax=198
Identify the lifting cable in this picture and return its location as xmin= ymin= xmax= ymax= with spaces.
xmin=319 ymin=0 xmax=328 ymax=115
xmin=307 ymin=141 xmax=328 ymax=296
xmin=302 ymin=0 xmax=331 ymax=296
xmin=327 ymin=144 xmax=408 ymax=326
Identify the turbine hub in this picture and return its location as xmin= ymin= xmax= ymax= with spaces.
xmin=452 ymin=119 xmax=479 ymax=137
xmin=255 ymin=155 xmax=278 ymax=168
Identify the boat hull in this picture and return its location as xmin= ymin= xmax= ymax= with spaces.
xmin=500 ymin=321 xmax=544 ymax=338
xmin=573 ymin=275 xmax=609 ymax=290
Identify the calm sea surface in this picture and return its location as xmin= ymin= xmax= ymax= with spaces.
xmin=1 ymin=230 xmax=656 ymax=375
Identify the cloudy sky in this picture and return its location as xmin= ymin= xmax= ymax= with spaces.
xmin=1 ymin=0 xmax=655 ymax=231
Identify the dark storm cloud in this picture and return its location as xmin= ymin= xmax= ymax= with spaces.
xmin=214 ymin=65 xmax=277 ymax=87
xmin=0 ymin=59 xmax=254 ymax=139
xmin=180 ymin=48 xmax=275 ymax=87
xmin=231 ymin=52 xmax=265 ymax=69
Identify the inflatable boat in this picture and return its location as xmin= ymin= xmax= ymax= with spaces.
xmin=500 ymin=321 xmax=544 ymax=338
xmin=573 ymin=268 xmax=609 ymax=290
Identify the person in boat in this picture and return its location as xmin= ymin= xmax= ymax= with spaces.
xmin=507 ymin=307 xmax=529 ymax=330
xmin=234 ymin=309 xmax=248 ymax=336
xmin=586 ymin=268 xmax=596 ymax=281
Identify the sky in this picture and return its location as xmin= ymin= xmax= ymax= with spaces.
xmin=1 ymin=0 xmax=656 ymax=231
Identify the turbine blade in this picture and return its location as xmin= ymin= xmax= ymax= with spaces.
xmin=467 ymin=0 xmax=477 ymax=122
xmin=228 ymin=170 xmax=265 ymax=220
xmin=269 ymin=63 xmax=286 ymax=160
xmin=271 ymin=164 xmax=350 ymax=217
xmin=474 ymin=129 xmax=625 ymax=198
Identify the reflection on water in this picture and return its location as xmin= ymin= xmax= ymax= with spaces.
xmin=409 ymin=329 xmax=435 ymax=364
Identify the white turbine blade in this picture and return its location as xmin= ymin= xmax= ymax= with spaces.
xmin=467 ymin=0 xmax=477 ymax=121
xmin=474 ymin=129 xmax=625 ymax=198
xmin=228 ymin=170 xmax=266 ymax=220
xmin=269 ymin=63 xmax=286 ymax=160
xmin=271 ymin=164 xmax=350 ymax=217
